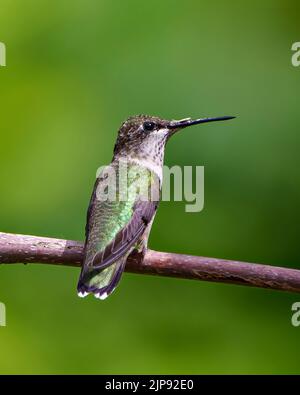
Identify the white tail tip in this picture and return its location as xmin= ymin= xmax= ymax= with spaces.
xmin=94 ymin=292 xmax=108 ymax=300
xmin=78 ymin=291 xmax=89 ymax=298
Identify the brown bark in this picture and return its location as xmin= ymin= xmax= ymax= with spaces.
xmin=1 ymin=232 xmax=300 ymax=294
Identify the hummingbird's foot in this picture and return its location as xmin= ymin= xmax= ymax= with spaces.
xmin=129 ymin=245 xmax=147 ymax=265
xmin=135 ymin=239 xmax=148 ymax=256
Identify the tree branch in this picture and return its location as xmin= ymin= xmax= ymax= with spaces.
xmin=1 ymin=232 xmax=300 ymax=294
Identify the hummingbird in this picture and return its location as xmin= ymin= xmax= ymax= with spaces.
xmin=77 ymin=114 xmax=235 ymax=300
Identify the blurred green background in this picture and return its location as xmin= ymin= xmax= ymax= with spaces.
xmin=0 ymin=0 xmax=300 ymax=374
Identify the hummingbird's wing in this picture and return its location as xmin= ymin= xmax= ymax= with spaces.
xmin=77 ymin=166 xmax=160 ymax=299
xmin=90 ymin=199 xmax=157 ymax=269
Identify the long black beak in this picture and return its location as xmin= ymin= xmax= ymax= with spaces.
xmin=168 ymin=116 xmax=235 ymax=129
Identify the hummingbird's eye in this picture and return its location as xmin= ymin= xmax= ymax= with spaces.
xmin=143 ymin=121 xmax=156 ymax=131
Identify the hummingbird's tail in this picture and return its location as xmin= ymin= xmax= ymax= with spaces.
xmin=77 ymin=258 xmax=126 ymax=300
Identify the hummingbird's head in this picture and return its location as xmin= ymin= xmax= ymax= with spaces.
xmin=113 ymin=115 xmax=169 ymax=158
xmin=113 ymin=114 xmax=235 ymax=163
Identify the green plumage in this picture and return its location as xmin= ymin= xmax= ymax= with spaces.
xmin=78 ymin=160 xmax=160 ymax=298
